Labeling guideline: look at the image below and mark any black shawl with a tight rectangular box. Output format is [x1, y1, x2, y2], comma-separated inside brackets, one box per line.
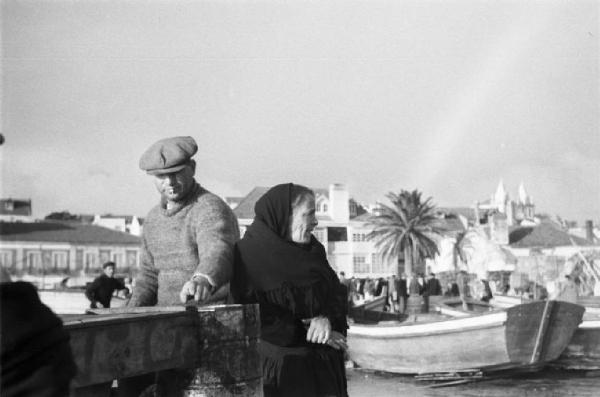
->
[0, 282, 77, 397]
[232, 183, 347, 346]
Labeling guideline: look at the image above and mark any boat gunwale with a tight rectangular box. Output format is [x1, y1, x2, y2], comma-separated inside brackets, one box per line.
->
[63, 310, 193, 328]
[349, 313, 507, 339]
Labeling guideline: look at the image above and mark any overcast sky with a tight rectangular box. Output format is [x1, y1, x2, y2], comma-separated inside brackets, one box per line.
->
[1, 0, 598, 223]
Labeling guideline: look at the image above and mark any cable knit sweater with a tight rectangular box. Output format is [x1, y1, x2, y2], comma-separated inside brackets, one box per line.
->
[128, 183, 239, 307]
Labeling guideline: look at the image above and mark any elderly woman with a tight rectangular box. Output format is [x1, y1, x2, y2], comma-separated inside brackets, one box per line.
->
[231, 183, 348, 397]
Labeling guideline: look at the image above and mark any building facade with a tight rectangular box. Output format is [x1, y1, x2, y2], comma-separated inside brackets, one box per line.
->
[0, 222, 141, 277]
[0, 199, 34, 222]
[92, 214, 143, 236]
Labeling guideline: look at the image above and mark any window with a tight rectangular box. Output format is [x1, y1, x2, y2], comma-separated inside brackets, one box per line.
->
[0, 250, 14, 271]
[353, 255, 369, 274]
[27, 252, 42, 273]
[316, 202, 322, 212]
[372, 253, 385, 273]
[327, 227, 347, 242]
[352, 233, 367, 242]
[112, 253, 123, 267]
[85, 253, 96, 271]
[53, 251, 68, 272]
[323, 204, 328, 212]
[126, 250, 138, 268]
[99, 249, 111, 265]
[313, 229, 325, 243]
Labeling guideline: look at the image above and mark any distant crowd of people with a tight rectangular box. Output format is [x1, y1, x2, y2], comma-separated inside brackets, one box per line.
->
[337, 270, 499, 313]
[338, 271, 449, 313]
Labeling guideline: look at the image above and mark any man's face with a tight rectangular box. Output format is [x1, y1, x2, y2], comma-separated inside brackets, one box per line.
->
[104, 266, 115, 278]
[153, 163, 195, 202]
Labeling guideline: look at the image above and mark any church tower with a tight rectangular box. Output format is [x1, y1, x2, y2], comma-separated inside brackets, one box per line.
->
[493, 180, 508, 213]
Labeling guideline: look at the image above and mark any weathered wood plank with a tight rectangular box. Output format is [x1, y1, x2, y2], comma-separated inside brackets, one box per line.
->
[65, 310, 198, 388]
[63, 304, 262, 396]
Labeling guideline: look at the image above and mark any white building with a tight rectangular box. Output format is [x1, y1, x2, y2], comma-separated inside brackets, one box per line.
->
[0, 199, 34, 222]
[0, 222, 141, 280]
[93, 214, 142, 236]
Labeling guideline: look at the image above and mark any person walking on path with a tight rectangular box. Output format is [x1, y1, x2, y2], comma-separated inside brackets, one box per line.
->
[85, 261, 128, 309]
[397, 273, 409, 313]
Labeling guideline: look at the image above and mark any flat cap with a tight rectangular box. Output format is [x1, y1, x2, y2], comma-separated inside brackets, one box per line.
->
[139, 136, 198, 175]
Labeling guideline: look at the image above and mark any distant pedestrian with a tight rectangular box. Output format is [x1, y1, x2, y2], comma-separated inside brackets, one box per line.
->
[425, 273, 442, 296]
[554, 275, 579, 303]
[397, 273, 408, 313]
[457, 270, 470, 310]
[416, 273, 426, 295]
[388, 275, 398, 312]
[480, 279, 493, 302]
[85, 262, 128, 309]
[364, 278, 376, 300]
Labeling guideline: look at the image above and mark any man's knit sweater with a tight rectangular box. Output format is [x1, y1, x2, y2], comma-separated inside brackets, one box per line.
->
[128, 183, 239, 306]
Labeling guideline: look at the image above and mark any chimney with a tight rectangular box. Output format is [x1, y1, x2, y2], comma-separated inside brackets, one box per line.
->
[329, 184, 349, 223]
[585, 220, 595, 243]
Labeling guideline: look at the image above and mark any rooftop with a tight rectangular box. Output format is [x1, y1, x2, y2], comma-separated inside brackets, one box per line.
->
[0, 222, 140, 245]
[509, 221, 593, 248]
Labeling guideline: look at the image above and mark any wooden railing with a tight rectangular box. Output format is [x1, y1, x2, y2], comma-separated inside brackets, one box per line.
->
[62, 304, 261, 397]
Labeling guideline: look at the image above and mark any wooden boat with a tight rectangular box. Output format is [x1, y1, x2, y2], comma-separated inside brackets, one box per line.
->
[347, 300, 584, 374]
[491, 294, 600, 370]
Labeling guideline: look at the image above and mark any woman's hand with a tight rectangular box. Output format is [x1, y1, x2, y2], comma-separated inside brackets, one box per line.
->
[306, 316, 331, 344]
[326, 330, 348, 351]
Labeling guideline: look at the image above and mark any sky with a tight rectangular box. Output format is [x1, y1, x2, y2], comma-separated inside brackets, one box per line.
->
[1, 0, 599, 223]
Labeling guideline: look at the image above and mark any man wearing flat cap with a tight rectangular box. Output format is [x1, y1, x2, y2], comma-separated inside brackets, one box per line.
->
[128, 136, 239, 308]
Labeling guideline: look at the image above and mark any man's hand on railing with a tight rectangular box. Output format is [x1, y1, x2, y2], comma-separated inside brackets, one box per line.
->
[179, 275, 214, 304]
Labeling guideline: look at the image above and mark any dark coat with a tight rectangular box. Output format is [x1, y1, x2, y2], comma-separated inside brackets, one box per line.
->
[85, 274, 125, 308]
[425, 278, 442, 296]
[1, 282, 77, 396]
[396, 278, 408, 298]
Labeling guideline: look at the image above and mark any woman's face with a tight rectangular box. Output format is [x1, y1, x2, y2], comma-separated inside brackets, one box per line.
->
[289, 195, 318, 244]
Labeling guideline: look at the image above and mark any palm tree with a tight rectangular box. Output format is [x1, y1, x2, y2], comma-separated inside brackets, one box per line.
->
[367, 190, 443, 277]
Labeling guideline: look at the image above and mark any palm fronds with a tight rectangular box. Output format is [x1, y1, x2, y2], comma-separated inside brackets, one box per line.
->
[367, 189, 443, 275]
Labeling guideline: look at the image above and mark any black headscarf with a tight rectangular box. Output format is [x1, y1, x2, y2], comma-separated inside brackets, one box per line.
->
[232, 183, 347, 344]
[253, 183, 293, 239]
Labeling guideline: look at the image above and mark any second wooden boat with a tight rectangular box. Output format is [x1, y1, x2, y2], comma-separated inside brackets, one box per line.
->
[491, 294, 600, 370]
[347, 300, 584, 374]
